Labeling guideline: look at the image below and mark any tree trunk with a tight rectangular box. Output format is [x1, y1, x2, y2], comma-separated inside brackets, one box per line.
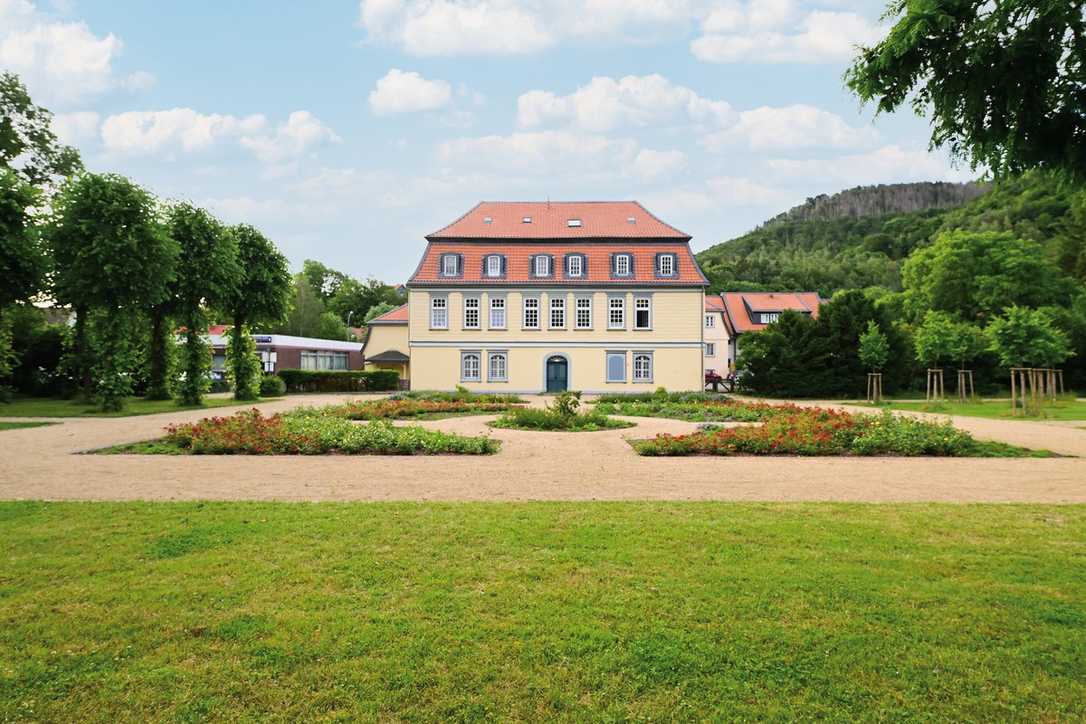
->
[145, 308, 172, 400]
[231, 315, 258, 401]
[95, 309, 131, 412]
[71, 305, 93, 400]
[178, 309, 208, 406]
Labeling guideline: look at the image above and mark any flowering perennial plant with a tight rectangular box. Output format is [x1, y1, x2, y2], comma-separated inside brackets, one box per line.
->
[595, 399, 805, 423]
[302, 398, 522, 421]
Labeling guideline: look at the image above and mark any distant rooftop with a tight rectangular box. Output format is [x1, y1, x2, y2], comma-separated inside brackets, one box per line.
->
[427, 201, 690, 240]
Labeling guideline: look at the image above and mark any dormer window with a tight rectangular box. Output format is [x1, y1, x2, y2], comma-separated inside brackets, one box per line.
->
[522, 216, 532, 224]
[656, 253, 676, 277]
[533, 255, 551, 277]
[567, 219, 582, 228]
[483, 216, 493, 224]
[627, 216, 636, 224]
[566, 254, 584, 278]
[760, 313, 780, 324]
[613, 253, 632, 277]
[485, 254, 504, 277]
[441, 253, 461, 277]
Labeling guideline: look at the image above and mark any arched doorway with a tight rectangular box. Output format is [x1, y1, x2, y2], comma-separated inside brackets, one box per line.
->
[545, 355, 568, 392]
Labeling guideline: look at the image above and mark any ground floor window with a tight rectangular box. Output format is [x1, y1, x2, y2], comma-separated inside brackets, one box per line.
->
[460, 351, 481, 381]
[633, 352, 653, 382]
[259, 350, 277, 372]
[705, 342, 715, 357]
[606, 351, 626, 382]
[301, 350, 348, 370]
[488, 351, 507, 382]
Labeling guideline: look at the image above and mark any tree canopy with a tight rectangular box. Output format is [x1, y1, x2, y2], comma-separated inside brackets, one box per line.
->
[858, 321, 890, 371]
[846, 0, 1086, 179]
[0, 72, 82, 186]
[0, 170, 43, 306]
[986, 306, 1074, 368]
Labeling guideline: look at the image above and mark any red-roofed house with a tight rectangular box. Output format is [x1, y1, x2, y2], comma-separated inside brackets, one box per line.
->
[406, 201, 708, 392]
[362, 304, 410, 385]
[718, 291, 823, 365]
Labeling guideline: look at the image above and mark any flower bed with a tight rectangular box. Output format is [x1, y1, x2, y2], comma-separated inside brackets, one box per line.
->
[393, 389, 523, 404]
[594, 398, 804, 423]
[304, 398, 521, 421]
[631, 409, 1048, 457]
[98, 409, 499, 455]
[491, 406, 634, 432]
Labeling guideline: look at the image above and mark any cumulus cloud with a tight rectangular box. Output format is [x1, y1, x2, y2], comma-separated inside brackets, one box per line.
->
[692, 4, 886, 64]
[358, 0, 552, 56]
[632, 149, 687, 182]
[51, 110, 100, 145]
[702, 104, 879, 151]
[369, 68, 453, 115]
[438, 130, 640, 176]
[644, 175, 795, 215]
[100, 108, 338, 163]
[0, 0, 153, 105]
[766, 145, 976, 185]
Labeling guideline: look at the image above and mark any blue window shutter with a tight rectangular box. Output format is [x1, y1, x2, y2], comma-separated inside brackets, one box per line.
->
[501, 255, 507, 276]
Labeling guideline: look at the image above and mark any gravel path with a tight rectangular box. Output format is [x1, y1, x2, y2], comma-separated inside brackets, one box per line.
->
[1, 394, 1084, 503]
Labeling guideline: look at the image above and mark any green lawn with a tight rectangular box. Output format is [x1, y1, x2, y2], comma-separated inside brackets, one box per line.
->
[864, 397, 1086, 421]
[0, 395, 282, 418]
[0, 421, 55, 431]
[2, 502, 1084, 721]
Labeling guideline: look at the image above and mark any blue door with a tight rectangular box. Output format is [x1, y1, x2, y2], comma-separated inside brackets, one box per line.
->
[545, 356, 568, 392]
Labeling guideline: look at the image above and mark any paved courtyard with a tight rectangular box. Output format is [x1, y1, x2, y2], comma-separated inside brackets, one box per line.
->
[1, 394, 1085, 503]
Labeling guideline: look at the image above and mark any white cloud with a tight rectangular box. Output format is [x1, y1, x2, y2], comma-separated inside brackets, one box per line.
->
[100, 108, 339, 163]
[438, 130, 640, 176]
[369, 68, 453, 115]
[358, 0, 552, 56]
[517, 74, 734, 132]
[702, 104, 879, 151]
[766, 145, 976, 185]
[645, 175, 795, 215]
[632, 148, 687, 182]
[0, 0, 153, 105]
[51, 110, 99, 144]
[239, 111, 341, 163]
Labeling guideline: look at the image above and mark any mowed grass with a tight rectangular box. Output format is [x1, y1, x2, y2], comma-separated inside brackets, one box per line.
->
[0, 421, 55, 431]
[0, 395, 282, 418]
[865, 396, 1086, 421]
[1, 502, 1084, 721]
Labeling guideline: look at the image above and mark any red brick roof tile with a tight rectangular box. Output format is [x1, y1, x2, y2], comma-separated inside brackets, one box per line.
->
[368, 304, 408, 324]
[427, 201, 690, 240]
[721, 292, 822, 333]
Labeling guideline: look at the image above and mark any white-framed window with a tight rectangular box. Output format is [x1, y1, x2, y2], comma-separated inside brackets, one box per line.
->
[460, 351, 481, 382]
[614, 254, 631, 276]
[464, 296, 480, 329]
[657, 254, 675, 276]
[549, 295, 566, 328]
[430, 295, 448, 329]
[534, 255, 550, 277]
[489, 296, 506, 329]
[633, 352, 653, 382]
[705, 342, 716, 357]
[488, 351, 507, 382]
[486, 255, 502, 277]
[523, 296, 540, 329]
[441, 254, 459, 277]
[634, 296, 651, 330]
[705, 314, 715, 328]
[575, 296, 592, 329]
[302, 350, 348, 370]
[608, 296, 625, 329]
[606, 351, 626, 382]
[760, 313, 780, 324]
[567, 255, 583, 277]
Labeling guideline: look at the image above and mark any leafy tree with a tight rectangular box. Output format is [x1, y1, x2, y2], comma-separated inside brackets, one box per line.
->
[169, 203, 239, 406]
[0, 72, 82, 186]
[1054, 190, 1086, 283]
[363, 302, 396, 324]
[902, 230, 1073, 323]
[858, 321, 890, 372]
[49, 174, 174, 410]
[737, 311, 836, 397]
[315, 311, 350, 341]
[328, 277, 405, 326]
[818, 290, 911, 393]
[0, 170, 43, 395]
[222, 224, 290, 400]
[914, 311, 956, 368]
[987, 306, 1073, 368]
[846, 0, 1086, 179]
[276, 275, 326, 337]
[302, 259, 347, 301]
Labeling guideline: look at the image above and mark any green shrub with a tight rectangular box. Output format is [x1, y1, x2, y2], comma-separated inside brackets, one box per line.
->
[277, 369, 399, 393]
[393, 389, 523, 403]
[593, 391, 725, 404]
[492, 405, 633, 432]
[259, 375, 286, 397]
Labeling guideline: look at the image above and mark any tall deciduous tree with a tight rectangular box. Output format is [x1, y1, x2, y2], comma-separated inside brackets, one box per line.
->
[858, 320, 890, 372]
[49, 174, 174, 411]
[169, 203, 239, 406]
[987, 306, 1073, 368]
[0, 72, 82, 186]
[846, 0, 1086, 179]
[222, 224, 290, 400]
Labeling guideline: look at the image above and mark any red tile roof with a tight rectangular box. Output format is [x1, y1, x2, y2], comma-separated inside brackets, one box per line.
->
[409, 241, 706, 287]
[368, 304, 408, 324]
[721, 292, 822, 333]
[704, 295, 725, 312]
[427, 201, 690, 240]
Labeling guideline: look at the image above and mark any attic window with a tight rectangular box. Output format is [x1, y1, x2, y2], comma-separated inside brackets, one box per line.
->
[567, 219, 582, 228]
[627, 217, 636, 224]
[483, 216, 493, 224]
[522, 216, 532, 224]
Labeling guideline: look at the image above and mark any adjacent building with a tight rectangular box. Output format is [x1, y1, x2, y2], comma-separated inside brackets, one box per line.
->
[703, 294, 732, 376]
[362, 304, 410, 385]
[718, 292, 822, 366]
[207, 326, 364, 379]
[404, 201, 709, 393]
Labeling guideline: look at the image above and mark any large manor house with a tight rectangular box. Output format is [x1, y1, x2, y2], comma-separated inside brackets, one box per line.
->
[363, 201, 821, 393]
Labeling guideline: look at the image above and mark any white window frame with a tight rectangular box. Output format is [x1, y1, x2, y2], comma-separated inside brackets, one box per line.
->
[606, 351, 626, 383]
[463, 295, 480, 330]
[441, 254, 458, 277]
[567, 255, 583, 277]
[430, 294, 448, 329]
[705, 314, 715, 328]
[705, 342, 716, 357]
[633, 352, 653, 383]
[658, 254, 675, 276]
[761, 312, 780, 324]
[634, 296, 652, 330]
[534, 255, 550, 277]
[486, 255, 502, 277]
[615, 254, 631, 277]
[488, 351, 508, 382]
[549, 295, 566, 329]
[575, 295, 592, 329]
[460, 350, 481, 382]
[489, 296, 506, 329]
[608, 295, 625, 330]
[523, 296, 540, 329]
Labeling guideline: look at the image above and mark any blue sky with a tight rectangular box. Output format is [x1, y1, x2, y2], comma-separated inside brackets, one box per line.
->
[3, 0, 975, 283]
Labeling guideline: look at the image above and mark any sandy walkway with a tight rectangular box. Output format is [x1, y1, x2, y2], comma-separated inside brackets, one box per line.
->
[1, 394, 1085, 503]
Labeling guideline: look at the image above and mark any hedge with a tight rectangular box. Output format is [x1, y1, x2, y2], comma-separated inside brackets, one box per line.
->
[276, 369, 400, 393]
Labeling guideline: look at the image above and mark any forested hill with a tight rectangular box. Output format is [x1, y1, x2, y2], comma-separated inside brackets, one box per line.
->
[765, 181, 989, 224]
[695, 174, 1078, 297]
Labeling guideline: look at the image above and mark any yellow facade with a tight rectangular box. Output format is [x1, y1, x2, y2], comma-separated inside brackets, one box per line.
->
[408, 288, 704, 392]
[363, 323, 410, 382]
